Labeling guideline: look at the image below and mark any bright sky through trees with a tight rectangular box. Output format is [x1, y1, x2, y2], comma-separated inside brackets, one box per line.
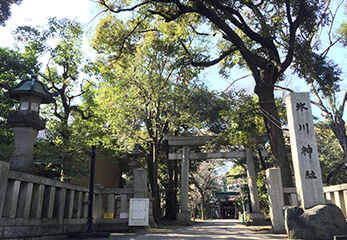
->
[1, 0, 347, 115]
[0, 0, 98, 60]
[0, 0, 252, 92]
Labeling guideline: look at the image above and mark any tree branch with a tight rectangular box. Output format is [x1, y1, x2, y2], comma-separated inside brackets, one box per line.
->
[53, 101, 64, 121]
[189, 24, 229, 40]
[148, 7, 195, 22]
[114, 17, 148, 61]
[181, 41, 238, 67]
[281, 0, 306, 74]
[223, 74, 252, 93]
[70, 105, 93, 120]
[339, 90, 347, 113]
[212, 1, 279, 60]
[309, 82, 332, 119]
[194, 2, 269, 70]
[274, 85, 294, 93]
[98, 0, 152, 14]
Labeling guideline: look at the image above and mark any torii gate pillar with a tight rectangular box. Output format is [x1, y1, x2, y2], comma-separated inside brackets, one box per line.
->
[165, 136, 267, 224]
[180, 145, 190, 223]
[245, 148, 264, 222]
[165, 135, 214, 224]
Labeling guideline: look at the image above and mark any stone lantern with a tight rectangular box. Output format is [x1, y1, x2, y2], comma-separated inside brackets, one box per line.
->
[127, 144, 147, 198]
[125, 144, 145, 188]
[128, 144, 145, 170]
[4, 75, 57, 173]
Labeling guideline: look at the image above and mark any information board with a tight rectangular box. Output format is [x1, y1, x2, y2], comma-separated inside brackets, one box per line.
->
[128, 198, 149, 226]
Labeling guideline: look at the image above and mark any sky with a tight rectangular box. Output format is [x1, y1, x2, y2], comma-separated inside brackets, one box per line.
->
[0, 0, 99, 52]
[1, 0, 347, 118]
[0, 0, 253, 92]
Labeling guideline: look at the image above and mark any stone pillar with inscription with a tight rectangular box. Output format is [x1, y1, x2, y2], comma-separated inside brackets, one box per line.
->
[286, 92, 325, 209]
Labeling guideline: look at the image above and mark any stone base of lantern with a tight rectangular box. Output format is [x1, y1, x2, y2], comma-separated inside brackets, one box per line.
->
[10, 126, 39, 174]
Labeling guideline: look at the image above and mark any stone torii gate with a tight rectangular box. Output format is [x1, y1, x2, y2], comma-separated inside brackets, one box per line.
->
[164, 135, 267, 224]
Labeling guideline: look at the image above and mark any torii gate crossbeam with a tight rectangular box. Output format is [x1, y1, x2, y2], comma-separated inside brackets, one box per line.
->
[165, 135, 267, 224]
[169, 150, 268, 160]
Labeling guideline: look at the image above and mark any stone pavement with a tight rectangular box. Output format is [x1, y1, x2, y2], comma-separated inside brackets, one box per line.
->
[65, 219, 288, 240]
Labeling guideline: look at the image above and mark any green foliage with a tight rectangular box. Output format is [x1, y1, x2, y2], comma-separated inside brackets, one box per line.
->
[0, 144, 16, 162]
[292, 4, 347, 181]
[225, 155, 270, 215]
[338, 13, 347, 47]
[315, 122, 347, 185]
[90, 13, 234, 221]
[12, 18, 96, 179]
[0, 0, 23, 26]
[293, 41, 341, 98]
[225, 163, 249, 213]
[97, 0, 335, 189]
[219, 90, 266, 147]
[91, 15, 227, 147]
[190, 161, 223, 220]
[256, 170, 269, 215]
[0, 47, 39, 145]
[97, 0, 328, 81]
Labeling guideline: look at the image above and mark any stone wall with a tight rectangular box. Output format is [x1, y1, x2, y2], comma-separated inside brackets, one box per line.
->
[0, 161, 151, 239]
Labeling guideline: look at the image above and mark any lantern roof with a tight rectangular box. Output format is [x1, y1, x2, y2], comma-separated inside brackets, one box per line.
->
[4, 75, 57, 104]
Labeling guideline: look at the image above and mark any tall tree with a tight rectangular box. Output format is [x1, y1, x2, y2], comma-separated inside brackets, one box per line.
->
[13, 18, 94, 178]
[0, 47, 38, 144]
[92, 16, 203, 221]
[190, 161, 223, 220]
[96, 0, 331, 188]
[219, 89, 281, 171]
[0, 46, 38, 160]
[315, 121, 347, 185]
[91, 14, 231, 221]
[292, 2, 346, 176]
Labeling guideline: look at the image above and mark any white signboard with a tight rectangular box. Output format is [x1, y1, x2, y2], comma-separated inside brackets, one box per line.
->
[128, 198, 149, 226]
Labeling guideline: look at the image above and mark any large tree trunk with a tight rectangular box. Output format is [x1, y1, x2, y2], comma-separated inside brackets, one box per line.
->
[152, 142, 161, 223]
[254, 77, 293, 190]
[147, 144, 159, 223]
[200, 194, 206, 220]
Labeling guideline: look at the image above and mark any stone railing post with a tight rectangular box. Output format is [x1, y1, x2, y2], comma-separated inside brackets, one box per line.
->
[42, 186, 56, 218]
[134, 168, 147, 198]
[0, 161, 10, 218]
[94, 184, 103, 219]
[65, 190, 75, 219]
[30, 184, 45, 218]
[107, 194, 115, 217]
[266, 167, 285, 233]
[323, 184, 347, 218]
[17, 182, 34, 218]
[119, 194, 128, 218]
[54, 188, 66, 225]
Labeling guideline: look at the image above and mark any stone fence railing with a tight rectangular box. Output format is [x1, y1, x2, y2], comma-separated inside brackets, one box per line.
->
[266, 167, 347, 233]
[323, 183, 347, 218]
[0, 161, 151, 239]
